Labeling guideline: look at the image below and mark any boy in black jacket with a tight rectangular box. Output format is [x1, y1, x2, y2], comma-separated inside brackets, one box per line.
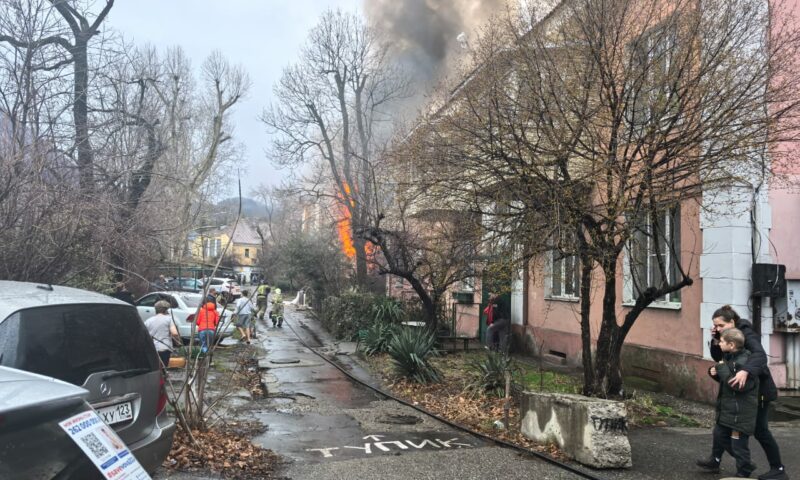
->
[706, 328, 759, 478]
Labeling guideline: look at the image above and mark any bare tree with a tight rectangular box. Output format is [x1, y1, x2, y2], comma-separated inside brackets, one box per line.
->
[263, 8, 410, 286]
[416, 0, 800, 396]
[359, 197, 481, 327]
[0, 0, 114, 191]
[0, 0, 249, 291]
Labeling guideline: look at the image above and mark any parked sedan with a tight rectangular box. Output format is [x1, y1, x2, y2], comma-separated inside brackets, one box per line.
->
[166, 277, 203, 292]
[0, 366, 99, 479]
[135, 291, 235, 340]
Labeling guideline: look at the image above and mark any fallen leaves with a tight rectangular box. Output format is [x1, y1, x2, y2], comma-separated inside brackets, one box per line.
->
[164, 425, 280, 479]
[367, 353, 568, 461]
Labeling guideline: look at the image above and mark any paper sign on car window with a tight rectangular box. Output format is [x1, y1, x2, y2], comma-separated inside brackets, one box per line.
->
[59, 410, 151, 480]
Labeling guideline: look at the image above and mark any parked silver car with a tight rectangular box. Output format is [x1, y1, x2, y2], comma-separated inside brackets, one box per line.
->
[0, 281, 175, 474]
[205, 277, 241, 301]
[0, 366, 101, 479]
[135, 290, 235, 340]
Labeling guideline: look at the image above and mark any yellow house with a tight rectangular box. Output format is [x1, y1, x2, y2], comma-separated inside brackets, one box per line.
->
[189, 222, 263, 283]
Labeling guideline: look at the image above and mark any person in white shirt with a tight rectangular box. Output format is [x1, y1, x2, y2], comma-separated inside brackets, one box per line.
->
[145, 300, 179, 367]
[234, 291, 255, 344]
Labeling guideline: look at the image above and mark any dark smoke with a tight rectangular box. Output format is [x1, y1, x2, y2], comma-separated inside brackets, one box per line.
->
[365, 0, 505, 113]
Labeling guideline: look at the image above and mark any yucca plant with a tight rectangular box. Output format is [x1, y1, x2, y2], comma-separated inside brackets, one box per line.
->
[468, 351, 518, 397]
[372, 297, 405, 324]
[387, 327, 441, 383]
[360, 321, 398, 356]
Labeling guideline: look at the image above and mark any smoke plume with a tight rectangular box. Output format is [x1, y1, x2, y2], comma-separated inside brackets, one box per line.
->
[365, 0, 505, 113]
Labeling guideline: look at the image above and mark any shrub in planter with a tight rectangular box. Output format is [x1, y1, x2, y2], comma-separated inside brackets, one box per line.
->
[387, 327, 441, 383]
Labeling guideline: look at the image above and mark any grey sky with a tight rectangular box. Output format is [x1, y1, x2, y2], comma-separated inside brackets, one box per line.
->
[107, 0, 362, 196]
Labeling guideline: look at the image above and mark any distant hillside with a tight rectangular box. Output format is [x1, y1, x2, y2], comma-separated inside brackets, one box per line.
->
[215, 197, 268, 219]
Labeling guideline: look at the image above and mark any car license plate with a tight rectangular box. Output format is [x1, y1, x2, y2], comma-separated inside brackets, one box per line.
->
[97, 401, 133, 425]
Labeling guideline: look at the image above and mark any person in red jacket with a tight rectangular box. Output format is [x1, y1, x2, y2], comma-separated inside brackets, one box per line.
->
[196, 302, 219, 354]
[484, 293, 510, 352]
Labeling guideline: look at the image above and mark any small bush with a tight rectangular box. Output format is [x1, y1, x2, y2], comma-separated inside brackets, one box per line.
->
[468, 351, 518, 397]
[360, 321, 398, 356]
[387, 327, 441, 383]
[320, 289, 378, 340]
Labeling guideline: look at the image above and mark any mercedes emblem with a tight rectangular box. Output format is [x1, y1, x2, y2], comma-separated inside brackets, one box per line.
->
[100, 382, 111, 397]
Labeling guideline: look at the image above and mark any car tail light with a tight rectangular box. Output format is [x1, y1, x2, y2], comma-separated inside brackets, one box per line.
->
[186, 313, 195, 323]
[156, 374, 168, 415]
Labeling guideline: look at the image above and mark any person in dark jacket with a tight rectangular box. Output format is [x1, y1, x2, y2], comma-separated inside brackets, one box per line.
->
[697, 305, 788, 480]
[707, 328, 759, 477]
[109, 282, 135, 305]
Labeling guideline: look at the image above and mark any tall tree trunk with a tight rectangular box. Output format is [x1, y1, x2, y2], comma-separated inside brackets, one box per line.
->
[580, 258, 595, 395]
[353, 234, 368, 286]
[72, 37, 93, 191]
[592, 259, 624, 397]
[405, 275, 436, 324]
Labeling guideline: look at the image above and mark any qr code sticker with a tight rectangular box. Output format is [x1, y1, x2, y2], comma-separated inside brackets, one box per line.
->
[80, 432, 109, 459]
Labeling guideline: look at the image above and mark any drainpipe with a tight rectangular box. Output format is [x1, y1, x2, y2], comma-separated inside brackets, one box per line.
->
[750, 183, 764, 335]
[788, 335, 798, 389]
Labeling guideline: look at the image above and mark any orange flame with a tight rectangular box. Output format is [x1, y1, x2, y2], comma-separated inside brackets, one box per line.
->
[337, 217, 356, 259]
[337, 183, 356, 259]
[336, 182, 378, 263]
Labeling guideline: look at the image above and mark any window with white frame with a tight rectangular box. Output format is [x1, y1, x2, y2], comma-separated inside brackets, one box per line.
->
[549, 251, 580, 299]
[627, 206, 681, 304]
[630, 24, 679, 127]
[203, 238, 222, 258]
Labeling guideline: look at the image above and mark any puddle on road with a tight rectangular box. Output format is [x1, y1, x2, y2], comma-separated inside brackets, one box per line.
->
[252, 411, 363, 461]
[377, 414, 423, 425]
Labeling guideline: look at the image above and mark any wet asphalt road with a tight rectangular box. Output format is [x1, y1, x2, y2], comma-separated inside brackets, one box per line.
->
[248, 306, 588, 480]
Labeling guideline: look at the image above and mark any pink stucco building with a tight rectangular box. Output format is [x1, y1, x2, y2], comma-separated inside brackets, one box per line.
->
[388, 0, 800, 403]
[510, 0, 800, 402]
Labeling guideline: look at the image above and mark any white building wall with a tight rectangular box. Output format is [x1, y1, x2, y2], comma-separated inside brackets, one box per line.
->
[700, 185, 772, 359]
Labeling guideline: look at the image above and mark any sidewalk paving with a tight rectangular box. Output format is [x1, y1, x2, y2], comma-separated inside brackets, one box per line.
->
[589, 424, 799, 480]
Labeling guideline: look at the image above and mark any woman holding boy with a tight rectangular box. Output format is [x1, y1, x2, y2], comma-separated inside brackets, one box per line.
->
[697, 305, 788, 480]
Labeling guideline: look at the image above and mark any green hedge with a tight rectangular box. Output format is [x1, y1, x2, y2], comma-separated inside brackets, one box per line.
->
[319, 290, 406, 340]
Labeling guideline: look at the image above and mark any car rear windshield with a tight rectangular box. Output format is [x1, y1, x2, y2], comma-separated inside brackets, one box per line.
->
[0, 304, 158, 386]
